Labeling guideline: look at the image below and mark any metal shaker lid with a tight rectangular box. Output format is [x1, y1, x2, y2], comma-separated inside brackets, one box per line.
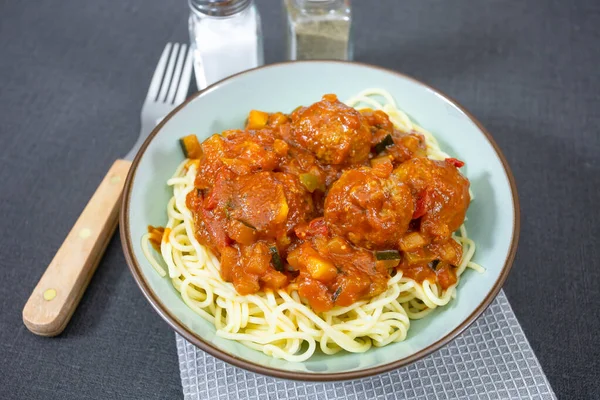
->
[189, 0, 252, 17]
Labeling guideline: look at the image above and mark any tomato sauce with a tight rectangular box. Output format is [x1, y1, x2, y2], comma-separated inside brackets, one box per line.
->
[181, 94, 470, 312]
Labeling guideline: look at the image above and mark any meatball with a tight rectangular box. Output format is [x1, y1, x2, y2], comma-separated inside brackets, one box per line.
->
[195, 130, 279, 189]
[393, 157, 470, 240]
[324, 168, 414, 249]
[290, 94, 371, 165]
[228, 171, 313, 240]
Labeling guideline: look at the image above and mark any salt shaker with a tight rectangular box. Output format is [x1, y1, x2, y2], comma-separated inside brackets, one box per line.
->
[284, 0, 352, 61]
[188, 0, 264, 89]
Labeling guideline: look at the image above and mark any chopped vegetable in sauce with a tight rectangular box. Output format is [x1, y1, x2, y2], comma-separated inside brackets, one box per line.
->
[179, 135, 203, 159]
[373, 134, 394, 154]
[375, 250, 401, 260]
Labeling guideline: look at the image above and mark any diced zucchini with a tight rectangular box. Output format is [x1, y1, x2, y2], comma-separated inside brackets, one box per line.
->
[270, 245, 284, 272]
[374, 250, 401, 260]
[373, 134, 394, 154]
[299, 173, 325, 193]
[404, 249, 436, 264]
[179, 134, 203, 159]
[332, 286, 343, 302]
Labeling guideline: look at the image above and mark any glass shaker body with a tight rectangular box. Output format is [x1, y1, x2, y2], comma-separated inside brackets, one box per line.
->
[189, 0, 264, 89]
[284, 0, 352, 61]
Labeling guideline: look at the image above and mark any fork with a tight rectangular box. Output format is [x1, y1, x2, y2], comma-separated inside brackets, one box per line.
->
[23, 43, 193, 336]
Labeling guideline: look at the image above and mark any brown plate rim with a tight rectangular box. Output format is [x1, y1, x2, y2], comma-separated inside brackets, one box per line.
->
[120, 60, 520, 381]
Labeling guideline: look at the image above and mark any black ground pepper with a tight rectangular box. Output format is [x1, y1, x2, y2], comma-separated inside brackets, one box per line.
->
[285, 0, 352, 61]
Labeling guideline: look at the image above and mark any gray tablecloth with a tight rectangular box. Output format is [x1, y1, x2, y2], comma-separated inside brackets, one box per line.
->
[0, 1, 598, 399]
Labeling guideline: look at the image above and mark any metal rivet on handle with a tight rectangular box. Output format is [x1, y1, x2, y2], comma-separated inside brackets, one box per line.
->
[79, 228, 91, 239]
[43, 289, 57, 301]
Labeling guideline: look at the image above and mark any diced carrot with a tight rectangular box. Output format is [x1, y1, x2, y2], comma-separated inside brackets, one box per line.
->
[268, 112, 289, 127]
[404, 248, 436, 265]
[322, 94, 338, 102]
[246, 110, 269, 130]
[306, 256, 338, 283]
[273, 139, 289, 156]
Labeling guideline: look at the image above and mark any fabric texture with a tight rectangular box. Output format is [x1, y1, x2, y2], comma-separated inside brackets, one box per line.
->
[0, 0, 599, 399]
[177, 291, 556, 400]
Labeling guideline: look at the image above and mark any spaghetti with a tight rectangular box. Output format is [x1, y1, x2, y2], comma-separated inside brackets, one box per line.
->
[142, 89, 483, 362]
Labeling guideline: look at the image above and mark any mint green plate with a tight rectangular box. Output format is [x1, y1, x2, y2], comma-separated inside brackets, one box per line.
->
[120, 61, 519, 381]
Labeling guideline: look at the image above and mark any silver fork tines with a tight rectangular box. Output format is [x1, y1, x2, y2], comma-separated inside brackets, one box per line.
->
[125, 42, 193, 161]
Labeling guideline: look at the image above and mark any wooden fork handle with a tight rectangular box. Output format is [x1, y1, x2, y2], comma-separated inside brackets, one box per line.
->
[23, 159, 132, 336]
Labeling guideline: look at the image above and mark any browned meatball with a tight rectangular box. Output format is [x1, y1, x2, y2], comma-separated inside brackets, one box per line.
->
[324, 167, 414, 249]
[195, 130, 279, 189]
[229, 171, 313, 241]
[290, 94, 371, 165]
[393, 157, 470, 240]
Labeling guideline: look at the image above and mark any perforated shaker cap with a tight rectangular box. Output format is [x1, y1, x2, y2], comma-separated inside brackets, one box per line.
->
[189, 0, 252, 17]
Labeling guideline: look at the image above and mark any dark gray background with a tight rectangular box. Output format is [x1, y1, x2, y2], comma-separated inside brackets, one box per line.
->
[1, 0, 598, 399]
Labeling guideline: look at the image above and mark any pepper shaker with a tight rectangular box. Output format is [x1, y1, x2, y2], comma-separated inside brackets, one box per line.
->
[188, 0, 264, 89]
[284, 0, 352, 61]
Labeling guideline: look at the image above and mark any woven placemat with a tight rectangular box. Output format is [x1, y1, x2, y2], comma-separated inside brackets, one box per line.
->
[176, 290, 556, 399]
